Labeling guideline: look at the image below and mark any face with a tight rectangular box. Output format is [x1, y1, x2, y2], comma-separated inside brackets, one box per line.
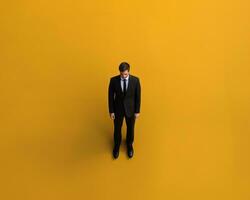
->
[120, 70, 129, 79]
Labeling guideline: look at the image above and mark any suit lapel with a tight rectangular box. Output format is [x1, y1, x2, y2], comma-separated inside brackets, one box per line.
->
[126, 75, 131, 96]
[117, 76, 123, 94]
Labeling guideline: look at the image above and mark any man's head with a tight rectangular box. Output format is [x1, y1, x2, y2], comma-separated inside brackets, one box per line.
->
[119, 62, 130, 79]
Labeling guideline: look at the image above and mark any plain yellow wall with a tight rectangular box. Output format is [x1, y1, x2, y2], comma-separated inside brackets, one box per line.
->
[0, 0, 249, 200]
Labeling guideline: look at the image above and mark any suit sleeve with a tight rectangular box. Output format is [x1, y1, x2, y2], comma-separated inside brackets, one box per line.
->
[135, 78, 141, 113]
[108, 78, 115, 113]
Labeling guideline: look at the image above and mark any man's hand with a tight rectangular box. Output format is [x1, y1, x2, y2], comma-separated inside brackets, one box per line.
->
[134, 113, 140, 118]
[110, 113, 115, 120]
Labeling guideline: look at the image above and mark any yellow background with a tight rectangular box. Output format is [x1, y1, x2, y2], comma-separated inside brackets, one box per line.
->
[0, 0, 250, 199]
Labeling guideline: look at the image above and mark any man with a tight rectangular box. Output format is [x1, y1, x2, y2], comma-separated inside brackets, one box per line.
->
[108, 62, 141, 159]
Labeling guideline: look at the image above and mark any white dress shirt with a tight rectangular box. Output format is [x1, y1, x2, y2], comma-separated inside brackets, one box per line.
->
[120, 74, 129, 92]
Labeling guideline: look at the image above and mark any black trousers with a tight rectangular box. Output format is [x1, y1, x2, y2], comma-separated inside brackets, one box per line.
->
[113, 104, 136, 148]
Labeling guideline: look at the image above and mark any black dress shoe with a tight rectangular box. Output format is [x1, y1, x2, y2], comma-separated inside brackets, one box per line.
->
[113, 146, 120, 159]
[127, 145, 134, 158]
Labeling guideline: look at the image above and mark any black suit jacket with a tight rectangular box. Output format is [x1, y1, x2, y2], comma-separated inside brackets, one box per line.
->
[108, 74, 141, 117]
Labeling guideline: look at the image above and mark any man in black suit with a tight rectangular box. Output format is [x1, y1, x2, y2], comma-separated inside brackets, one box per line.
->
[108, 62, 141, 159]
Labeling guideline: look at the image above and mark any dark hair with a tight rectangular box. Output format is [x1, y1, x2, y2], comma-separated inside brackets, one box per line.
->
[119, 62, 130, 72]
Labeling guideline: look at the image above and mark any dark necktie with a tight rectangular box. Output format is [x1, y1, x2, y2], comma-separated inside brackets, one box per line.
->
[123, 79, 127, 95]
